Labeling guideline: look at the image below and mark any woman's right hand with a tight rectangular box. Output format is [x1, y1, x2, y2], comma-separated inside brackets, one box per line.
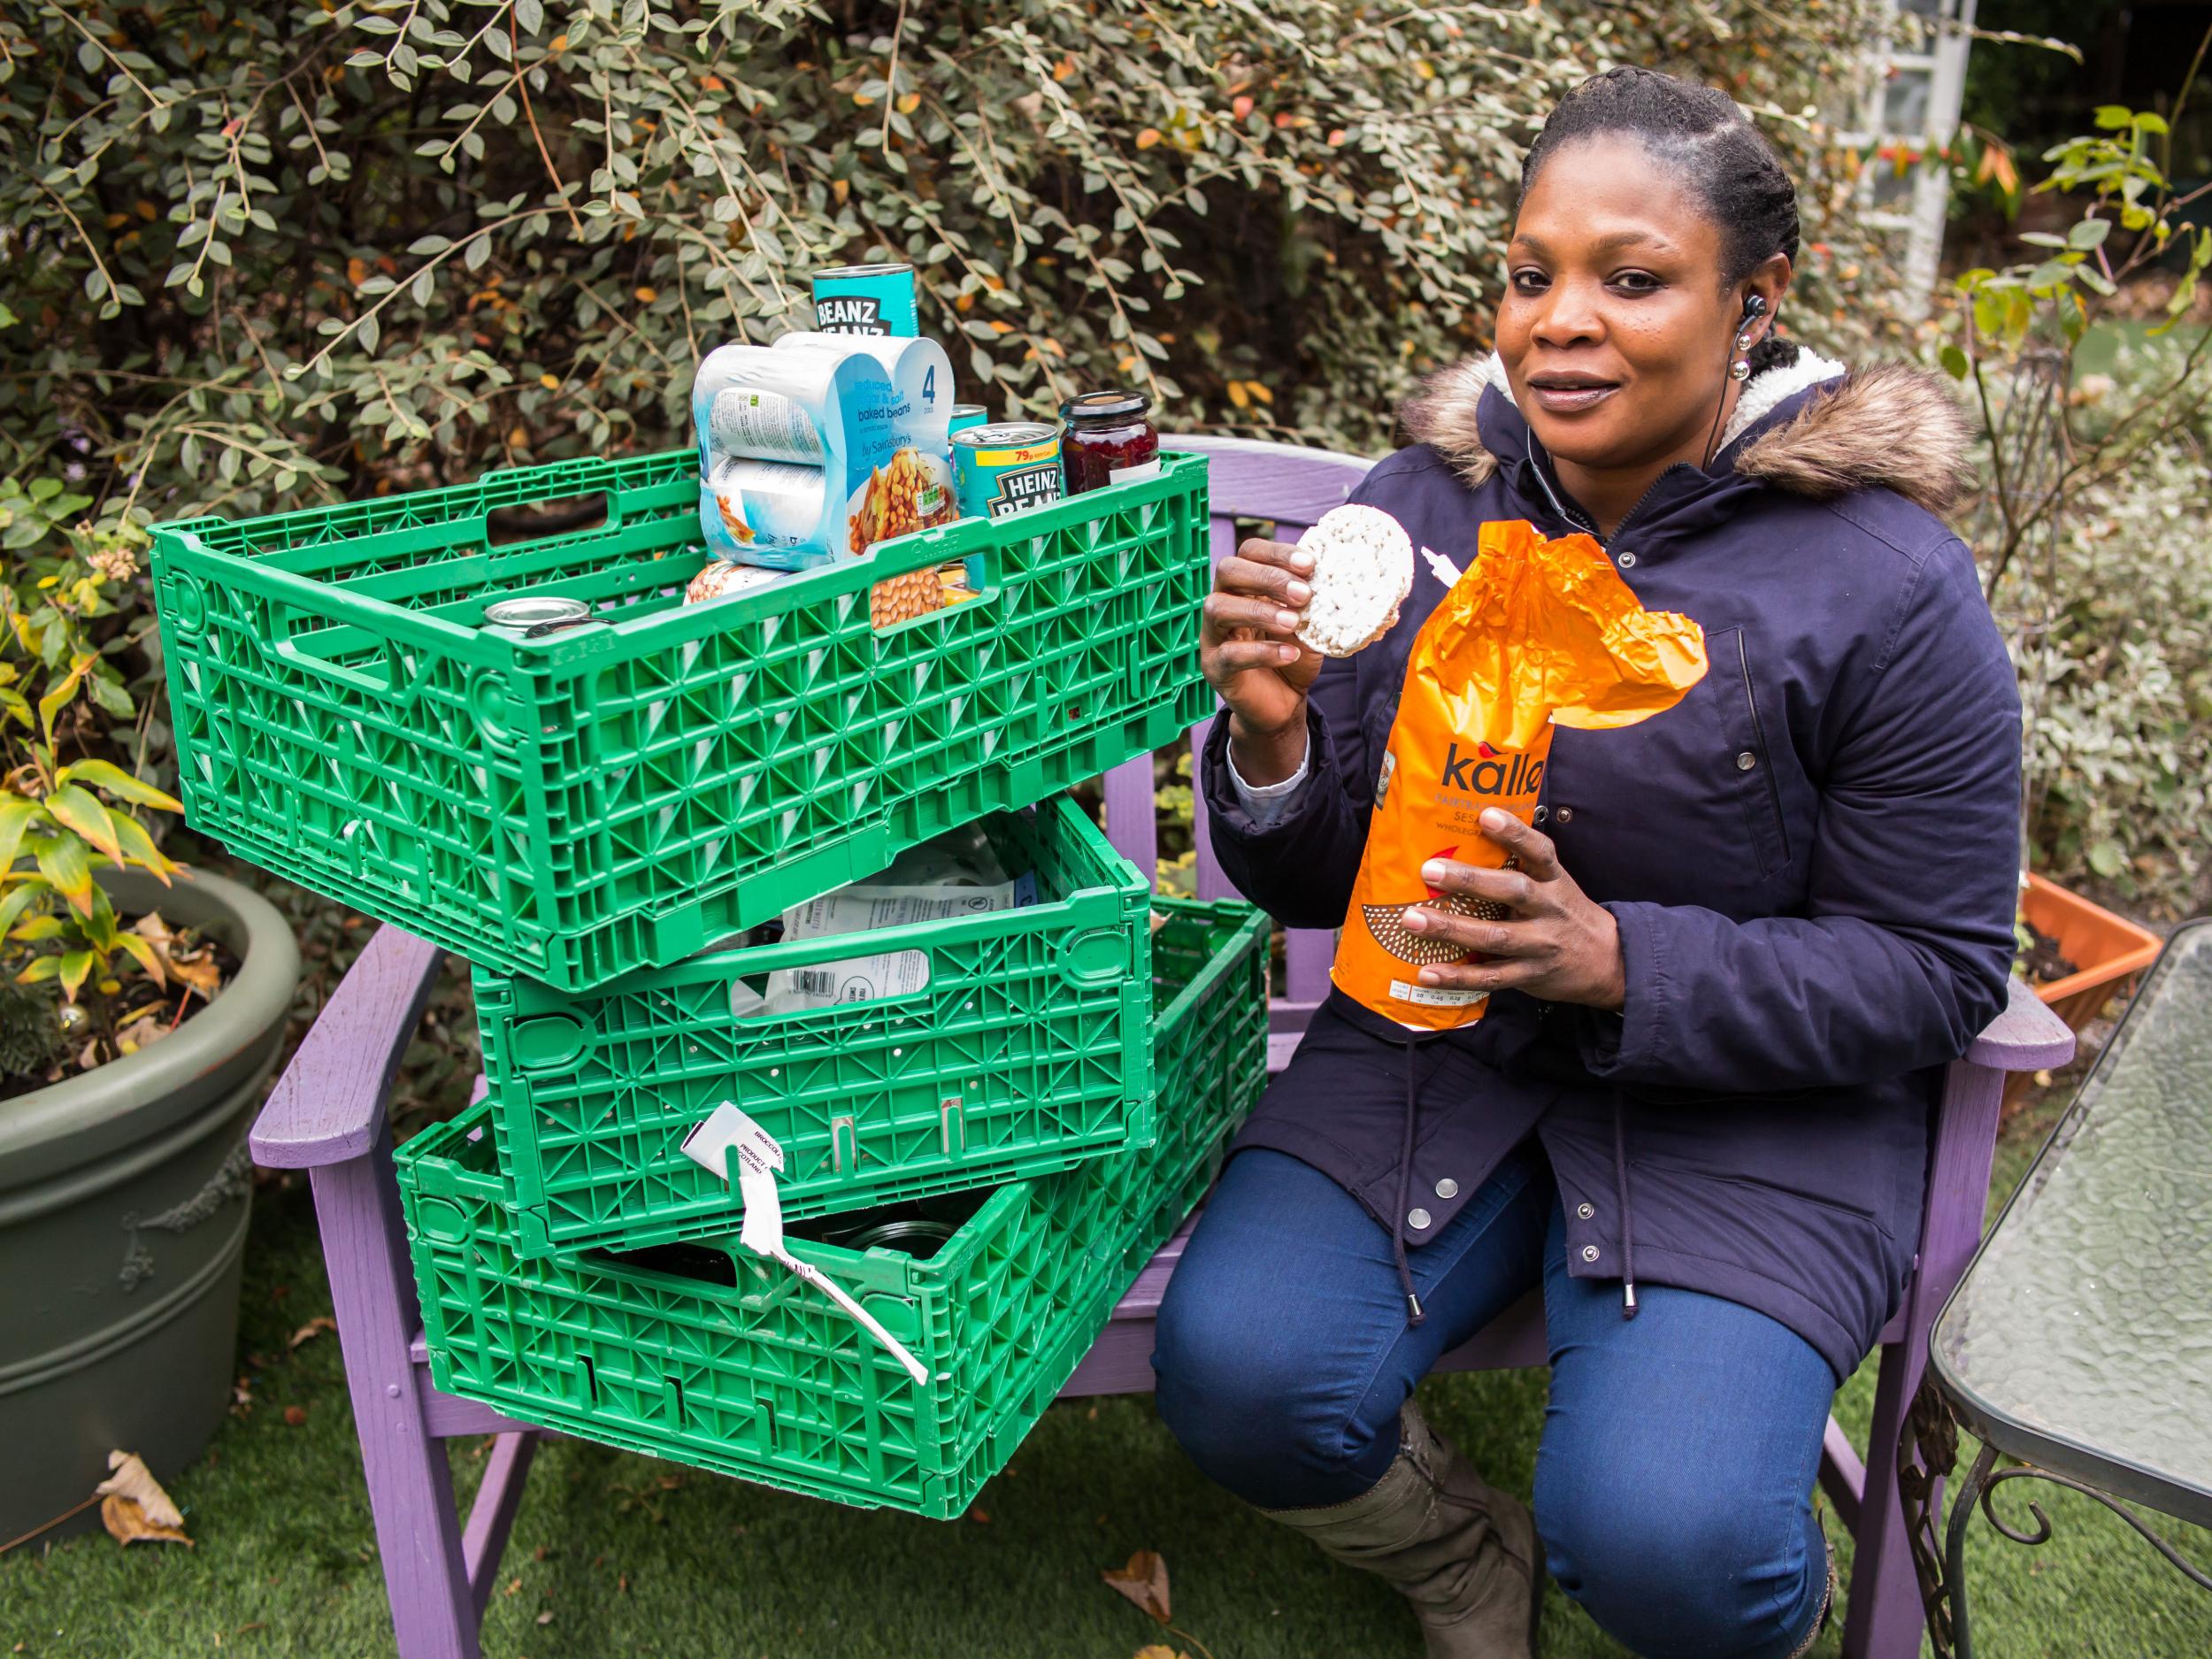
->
[1202, 536, 1325, 782]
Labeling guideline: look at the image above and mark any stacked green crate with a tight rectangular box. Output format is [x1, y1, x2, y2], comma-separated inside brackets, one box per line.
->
[476, 798, 1158, 1260]
[149, 449, 1211, 991]
[396, 899, 1269, 1517]
[150, 435, 1248, 1514]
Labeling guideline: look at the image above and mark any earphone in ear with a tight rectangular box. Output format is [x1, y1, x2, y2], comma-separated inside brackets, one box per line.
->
[1735, 293, 1768, 351]
[1704, 294, 1770, 467]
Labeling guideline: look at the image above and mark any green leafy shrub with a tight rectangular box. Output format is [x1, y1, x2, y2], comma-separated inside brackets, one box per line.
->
[2, 0, 1897, 518]
[1940, 70, 2212, 915]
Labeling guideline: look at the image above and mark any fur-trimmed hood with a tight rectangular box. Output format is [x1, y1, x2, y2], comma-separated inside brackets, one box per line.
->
[1398, 348, 1971, 517]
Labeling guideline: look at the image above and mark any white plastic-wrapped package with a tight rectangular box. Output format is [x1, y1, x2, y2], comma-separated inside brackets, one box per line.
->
[725, 824, 1036, 1018]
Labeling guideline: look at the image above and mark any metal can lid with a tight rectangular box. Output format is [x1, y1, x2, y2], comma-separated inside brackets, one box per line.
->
[1059, 389, 1151, 424]
[840, 1218, 957, 1255]
[949, 403, 989, 418]
[484, 595, 591, 626]
[813, 262, 915, 280]
[952, 421, 1061, 449]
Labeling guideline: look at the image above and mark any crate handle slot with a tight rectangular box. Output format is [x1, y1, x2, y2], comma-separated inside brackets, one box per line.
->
[269, 602, 434, 710]
[864, 523, 1002, 637]
[486, 491, 613, 548]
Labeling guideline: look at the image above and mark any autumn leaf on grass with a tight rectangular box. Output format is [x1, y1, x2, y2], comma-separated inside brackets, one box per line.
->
[1103, 1553, 1217, 1659]
[96, 1452, 192, 1548]
[288, 1316, 338, 1349]
[1102, 1550, 1171, 1623]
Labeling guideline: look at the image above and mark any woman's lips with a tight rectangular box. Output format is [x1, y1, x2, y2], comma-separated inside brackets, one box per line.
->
[1527, 379, 1620, 414]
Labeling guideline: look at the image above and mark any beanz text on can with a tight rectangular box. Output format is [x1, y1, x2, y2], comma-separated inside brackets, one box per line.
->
[810, 263, 918, 337]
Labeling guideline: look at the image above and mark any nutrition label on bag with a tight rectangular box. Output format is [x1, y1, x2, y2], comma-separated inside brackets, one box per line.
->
[709, 388, 826, 465]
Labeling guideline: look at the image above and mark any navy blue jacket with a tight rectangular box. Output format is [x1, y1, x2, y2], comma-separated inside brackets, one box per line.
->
[1204, 351, 2020, 1381]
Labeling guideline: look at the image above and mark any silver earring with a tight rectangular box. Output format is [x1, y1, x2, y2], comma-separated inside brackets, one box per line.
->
[1731, 358, 1751, 381]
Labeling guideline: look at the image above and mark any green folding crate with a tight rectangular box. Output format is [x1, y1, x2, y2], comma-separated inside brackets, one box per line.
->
[479, 798, 1155, 1260]
[395, 896, 1268, 1518]
[150, 449, 1210, 992]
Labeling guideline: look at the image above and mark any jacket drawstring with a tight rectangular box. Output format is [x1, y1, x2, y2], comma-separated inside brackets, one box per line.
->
[1395, 1039, 1425, 1325]
[1611, 1091, 1639, 1318]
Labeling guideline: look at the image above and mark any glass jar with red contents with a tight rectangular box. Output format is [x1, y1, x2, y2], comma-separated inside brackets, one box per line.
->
[1058, 390, 1160, 495]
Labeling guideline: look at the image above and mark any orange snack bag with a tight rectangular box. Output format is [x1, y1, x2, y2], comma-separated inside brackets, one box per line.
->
[1332, 519, 1709, 1030]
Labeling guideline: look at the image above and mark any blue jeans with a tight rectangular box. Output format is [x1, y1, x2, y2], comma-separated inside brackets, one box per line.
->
[1153, 1146, 1834, 1659]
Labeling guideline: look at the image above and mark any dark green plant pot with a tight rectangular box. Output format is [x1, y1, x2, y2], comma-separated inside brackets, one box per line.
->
[0, 865, 297, 1545]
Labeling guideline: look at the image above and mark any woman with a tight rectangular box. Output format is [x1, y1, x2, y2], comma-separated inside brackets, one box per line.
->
[1153, 66, 2019, 1659]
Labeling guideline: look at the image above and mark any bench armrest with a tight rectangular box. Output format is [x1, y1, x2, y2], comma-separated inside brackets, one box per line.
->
[1963, 975, 2077, 1074]
[250, 925, 445, 1170]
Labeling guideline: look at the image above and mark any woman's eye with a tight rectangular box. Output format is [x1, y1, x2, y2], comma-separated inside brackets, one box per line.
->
[1609, 271, 1663, 295]
[1509, 269, 1549, 296]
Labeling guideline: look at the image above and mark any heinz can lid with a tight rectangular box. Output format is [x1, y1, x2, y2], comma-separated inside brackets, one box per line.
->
[483, 595, 591, 627]
[812, 262, 915, 280]
[952, 421, 1061, 449]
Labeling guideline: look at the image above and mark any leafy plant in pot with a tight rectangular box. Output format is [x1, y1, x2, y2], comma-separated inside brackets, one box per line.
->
[0, 480, 299, 1546]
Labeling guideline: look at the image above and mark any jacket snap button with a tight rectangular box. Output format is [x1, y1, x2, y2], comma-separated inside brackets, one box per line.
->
[1580, 1244, 1600, 1263]
[1532, 805, 1548, 825]
[1555, 806, 1573, 825]
[1616, 550, 1637, 569]
[1736, 750, 1757, 771]
[1408, 1208, 1433, 1232]
[1576, 1202, 1594, 1220]
[1435, 1178, 1459, 1200]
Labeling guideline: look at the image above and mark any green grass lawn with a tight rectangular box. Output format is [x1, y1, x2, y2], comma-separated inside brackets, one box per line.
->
[6, 1073, 2210, 1659]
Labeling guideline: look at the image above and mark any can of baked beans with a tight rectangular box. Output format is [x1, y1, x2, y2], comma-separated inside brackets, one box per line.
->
[948, 403, 988, 436]
[953, 422, 1063, 520]
[702, 456, 833, 557]
[810, 263, 918, 337]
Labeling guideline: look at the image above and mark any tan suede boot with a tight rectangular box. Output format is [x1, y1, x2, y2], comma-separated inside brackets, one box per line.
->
[1263, 1400, 1539, 1657]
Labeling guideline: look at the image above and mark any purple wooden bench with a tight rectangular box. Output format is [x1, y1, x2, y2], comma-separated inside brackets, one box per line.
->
[248, 434, 2076, 1659]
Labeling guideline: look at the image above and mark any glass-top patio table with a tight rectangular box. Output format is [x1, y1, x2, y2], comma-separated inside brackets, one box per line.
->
[1918, 918, 2212, 1657]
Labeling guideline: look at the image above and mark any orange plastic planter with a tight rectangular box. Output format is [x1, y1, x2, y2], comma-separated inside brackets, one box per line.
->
[2003, 872, 2164, 1106]
[2021, 872, 2164, 1030]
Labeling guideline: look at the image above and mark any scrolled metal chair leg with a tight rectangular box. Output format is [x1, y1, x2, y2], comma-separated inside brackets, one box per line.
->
[1941, 1443, 2001, 1659]
[1898, 1374, 1964, 1657]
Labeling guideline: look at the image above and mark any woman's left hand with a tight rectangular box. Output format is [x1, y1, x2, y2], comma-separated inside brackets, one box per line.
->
[1402, 807, 1627, 1011]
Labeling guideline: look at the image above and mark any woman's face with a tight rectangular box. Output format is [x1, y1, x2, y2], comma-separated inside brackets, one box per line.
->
[1495, 134, 1784, 474]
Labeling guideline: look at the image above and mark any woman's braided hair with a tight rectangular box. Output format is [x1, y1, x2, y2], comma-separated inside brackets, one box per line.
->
[1518, 66, 1801, 374]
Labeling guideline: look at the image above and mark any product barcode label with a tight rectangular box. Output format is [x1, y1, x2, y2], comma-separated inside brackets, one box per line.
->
[796, 970, 836, 996]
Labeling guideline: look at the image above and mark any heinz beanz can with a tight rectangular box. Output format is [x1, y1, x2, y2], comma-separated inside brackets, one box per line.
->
[954, 423, 1063, 520]
[811, 262, 918, 337]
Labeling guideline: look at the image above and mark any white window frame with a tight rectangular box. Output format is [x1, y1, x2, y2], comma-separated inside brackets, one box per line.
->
[1837, 0, 1979, 317]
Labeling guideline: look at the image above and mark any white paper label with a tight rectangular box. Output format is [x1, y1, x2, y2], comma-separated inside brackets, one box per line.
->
[1388, 979, 1489, 1008]
[680, 1101, 786, 1183]
[1108, 457, 1163, 486]
[677, 1101, 931, 1386]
